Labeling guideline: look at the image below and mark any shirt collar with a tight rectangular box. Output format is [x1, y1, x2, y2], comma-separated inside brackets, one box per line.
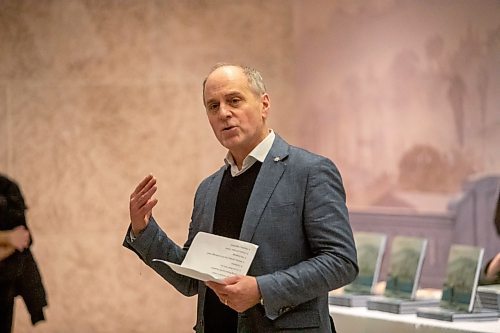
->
[224, 130, 275, 177]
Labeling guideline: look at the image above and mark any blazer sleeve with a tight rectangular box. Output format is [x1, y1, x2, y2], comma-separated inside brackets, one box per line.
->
[121, 174, 216, 297]
[123, 217, 200, 296]
[256, 157, 358, 320]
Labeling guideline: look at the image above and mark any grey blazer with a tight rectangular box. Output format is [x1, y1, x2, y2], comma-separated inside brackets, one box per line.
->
[124, 134, 358, 332]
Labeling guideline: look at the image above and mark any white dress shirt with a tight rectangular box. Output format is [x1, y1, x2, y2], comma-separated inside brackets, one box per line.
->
[224, 130, 275, 177]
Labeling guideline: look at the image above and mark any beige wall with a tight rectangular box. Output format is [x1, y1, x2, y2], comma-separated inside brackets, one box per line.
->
[1, 1, 499, 332]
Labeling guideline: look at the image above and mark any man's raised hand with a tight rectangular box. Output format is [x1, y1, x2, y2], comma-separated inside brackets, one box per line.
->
[129, 175, 158, 236]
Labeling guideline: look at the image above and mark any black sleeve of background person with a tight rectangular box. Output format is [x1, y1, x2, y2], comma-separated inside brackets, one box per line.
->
[0, 175, 30, 282]
[0, 175, 29, 240]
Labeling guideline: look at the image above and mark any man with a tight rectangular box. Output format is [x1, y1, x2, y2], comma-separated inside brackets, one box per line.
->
[123, 64, 358, 332]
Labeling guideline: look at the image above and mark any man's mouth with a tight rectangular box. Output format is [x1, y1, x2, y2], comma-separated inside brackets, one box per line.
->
[223, 125, 236, 131]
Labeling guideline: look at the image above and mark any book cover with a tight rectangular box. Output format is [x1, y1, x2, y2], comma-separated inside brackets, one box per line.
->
[439, 244, 484, 312]
[344, 232, 387, 295]
[383, 236, 427, 300]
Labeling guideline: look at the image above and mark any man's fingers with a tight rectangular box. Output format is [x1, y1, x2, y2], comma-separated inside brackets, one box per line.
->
[129, 176, 159, 236]
[223, 275, 242, 285]
[132, 174, 155, 197]
[140, 198, 158, 216]
[205, 282, 228, 302]
[131, 196, 158, 227]
[134, 185, 158, 209]
[138, 177, 157, 198]
[205, 281, 219, 290]
[206, 281, 226, 294]
[130, 173, 157, 209]
[132, 174, 152, 195]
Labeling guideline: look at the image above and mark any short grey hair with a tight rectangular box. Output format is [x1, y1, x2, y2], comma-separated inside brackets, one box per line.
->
[202, 63, 267, 104]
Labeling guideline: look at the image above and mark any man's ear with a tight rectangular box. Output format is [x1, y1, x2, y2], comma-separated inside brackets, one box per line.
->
[261, 93, 270, 119]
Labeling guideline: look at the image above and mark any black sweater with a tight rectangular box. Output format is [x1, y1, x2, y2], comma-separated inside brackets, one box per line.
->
[204, 162, 262, 333]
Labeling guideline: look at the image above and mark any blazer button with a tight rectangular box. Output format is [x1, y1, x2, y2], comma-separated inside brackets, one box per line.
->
[279, 306, 292, 315]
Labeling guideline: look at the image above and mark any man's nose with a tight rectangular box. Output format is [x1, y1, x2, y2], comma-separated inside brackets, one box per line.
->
[219, 103, 232, 118]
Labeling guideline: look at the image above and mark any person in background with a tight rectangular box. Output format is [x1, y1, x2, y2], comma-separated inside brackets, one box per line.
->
[0, 174, 47, 333]
[123, 63, 358, 332]
[479, 191, 500, 285]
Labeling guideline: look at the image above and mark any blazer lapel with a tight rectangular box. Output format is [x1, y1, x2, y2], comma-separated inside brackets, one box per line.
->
[200, 166, 225, 233]
[239, 135, 290, 242]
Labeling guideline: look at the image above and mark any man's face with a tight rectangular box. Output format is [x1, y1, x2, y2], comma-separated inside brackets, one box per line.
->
[203, 66, 270, 160]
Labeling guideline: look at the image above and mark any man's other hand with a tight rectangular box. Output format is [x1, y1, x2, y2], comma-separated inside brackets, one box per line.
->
[129, 174, 158, 236]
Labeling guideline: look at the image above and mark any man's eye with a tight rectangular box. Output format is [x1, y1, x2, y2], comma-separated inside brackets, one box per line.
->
[230, 98, 241, 105]
[208, 104, 219, 112]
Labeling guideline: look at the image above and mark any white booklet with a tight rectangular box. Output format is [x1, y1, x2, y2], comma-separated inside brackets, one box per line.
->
[152, 232, 259, 284]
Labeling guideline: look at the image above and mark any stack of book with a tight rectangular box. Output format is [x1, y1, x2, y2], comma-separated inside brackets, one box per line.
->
[367, 236, 439, 314]
[329, 293, 373, 307]
[477, 284, 500, 314]
[417, 245, 498, 321]
[368, 296, 439, 314]
[329, 232, 387, 307]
